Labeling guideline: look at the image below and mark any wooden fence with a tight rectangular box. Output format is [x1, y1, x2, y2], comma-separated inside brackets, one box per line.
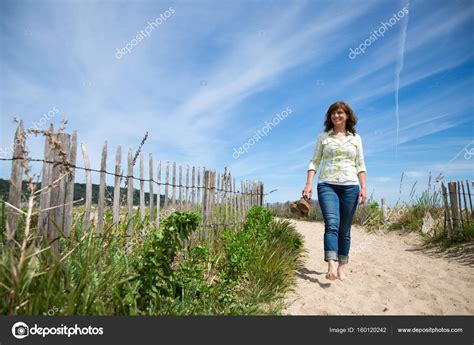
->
[3, 121, 264, 248]
[441, 180, 473, 239]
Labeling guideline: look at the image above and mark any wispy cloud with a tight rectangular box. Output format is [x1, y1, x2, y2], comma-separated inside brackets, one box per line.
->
[373, 176, 393, 182]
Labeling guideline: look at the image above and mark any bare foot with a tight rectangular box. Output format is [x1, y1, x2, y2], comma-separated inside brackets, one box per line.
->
[325, 260, 338, 280]
[337, 263, 346, 281]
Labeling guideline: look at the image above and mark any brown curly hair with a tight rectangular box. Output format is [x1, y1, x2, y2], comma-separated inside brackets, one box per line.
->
[323, 101, 358, 135]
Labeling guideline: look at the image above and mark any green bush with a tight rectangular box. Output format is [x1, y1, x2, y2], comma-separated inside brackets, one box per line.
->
[426, 222, 474, 246]
[222, 227, 262, 280]
[223, 206, 274, 279]
[243, 206, 273, 236]
[132, 211, 201, 313]
[451, 222, 474, 242]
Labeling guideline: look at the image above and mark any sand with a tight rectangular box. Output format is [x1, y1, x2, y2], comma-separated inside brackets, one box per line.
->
[282, 218, 474, 315]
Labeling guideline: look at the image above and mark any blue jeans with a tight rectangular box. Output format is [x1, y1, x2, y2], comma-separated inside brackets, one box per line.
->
[317, 182, 360, 264]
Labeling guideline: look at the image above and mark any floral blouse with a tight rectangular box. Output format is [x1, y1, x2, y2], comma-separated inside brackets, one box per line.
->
[307, 128, 366, 184]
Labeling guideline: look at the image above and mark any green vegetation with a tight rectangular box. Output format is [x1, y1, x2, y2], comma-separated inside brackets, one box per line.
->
[385, 185, 443, 232]
[0, 205, 304, 315]
[423, 222, 474, 247]
[355, 177, 473, 247]
[353, 197, 382, 230]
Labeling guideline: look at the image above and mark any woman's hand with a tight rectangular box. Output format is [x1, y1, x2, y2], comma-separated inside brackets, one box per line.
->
[359, 186, 367, 204]
[302, 184, 313, 199]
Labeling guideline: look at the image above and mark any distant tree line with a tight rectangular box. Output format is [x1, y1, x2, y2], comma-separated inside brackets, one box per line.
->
[0, 178, 166, 206]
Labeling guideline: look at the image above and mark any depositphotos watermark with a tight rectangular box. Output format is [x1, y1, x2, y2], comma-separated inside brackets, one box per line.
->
[448, 140, 474, 163]
[0, 106, 59, 159]
[349, 5, 409, 60]
[11, 321, 103, 339]
[115, 7, 175, 59]
[233, 106, 293, 159]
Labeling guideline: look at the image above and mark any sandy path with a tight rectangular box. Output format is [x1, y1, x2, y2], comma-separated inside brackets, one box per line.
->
[282, 218, 474, 315]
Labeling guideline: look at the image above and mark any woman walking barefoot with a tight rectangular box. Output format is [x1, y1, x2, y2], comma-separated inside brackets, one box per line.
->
[302, 101, 367, 281]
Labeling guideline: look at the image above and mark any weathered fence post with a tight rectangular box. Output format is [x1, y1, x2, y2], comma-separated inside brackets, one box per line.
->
[211, 171, 216, 243]
[52, 133, 71, 236]
[149, 154, 154, 224]
[38, 129, 73, 241]
[457, 181, 464, 228]
[127, 150, 133, 236]
[185, 164, 190, 210]
[448, 182, 460, 231]
[381, 198, 388, 222]
[6, 121, 25, 241]
[242, 181, 247, 227]
[441, 182, 452, 238]
[224, 169, 229, 229]
[139, 154, 145, 221]
[232, 177, 237, 231]
[112, 146, 121, 225]
[156, 160, 161, 227]
[466, 179, 473, 220]
[172, 161, 176, 210]
[97, 141, 107, 233]
[62, 131, 77, 237]
[191, 166, 196, 210]
[244, 182, 248, 220]
[248, 181, 252, 210]
[178, 164, 183, 210]
[38, 124, 54, 236]
[201, 170, 209, 241]
[460, 181, 469, 227]
[196, 166, 202, 212]
[81, 142, 92, 233]
[164, 161, 169, 212]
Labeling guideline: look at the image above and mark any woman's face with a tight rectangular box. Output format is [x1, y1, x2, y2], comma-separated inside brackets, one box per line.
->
[330, 108, 347, 127]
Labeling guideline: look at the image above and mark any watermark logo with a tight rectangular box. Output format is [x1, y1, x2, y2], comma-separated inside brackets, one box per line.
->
[43, 306, 59, 316]
[12, 322, 29, 339]
[232, 106, 293, 159]
[464, 147, 474, 160]
[448, 140, 474, 163]
[115, 7, 175, 59]
[349, 6, 409, 60]
[11, 322, 103, 339]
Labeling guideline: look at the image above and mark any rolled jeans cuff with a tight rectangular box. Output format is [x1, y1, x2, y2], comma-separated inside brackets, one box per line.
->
[338, 254, 349, 264]
[324, 251, 338, 262]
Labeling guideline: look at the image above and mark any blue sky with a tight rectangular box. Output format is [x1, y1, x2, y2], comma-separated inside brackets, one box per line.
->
[1, 0, 473, 207]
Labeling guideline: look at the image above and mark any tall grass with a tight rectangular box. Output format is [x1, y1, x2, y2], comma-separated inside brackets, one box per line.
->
[0, 204, 304, 315]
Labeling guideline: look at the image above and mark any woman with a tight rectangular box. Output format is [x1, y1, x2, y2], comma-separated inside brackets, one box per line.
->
[302, 101, 367, 281]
